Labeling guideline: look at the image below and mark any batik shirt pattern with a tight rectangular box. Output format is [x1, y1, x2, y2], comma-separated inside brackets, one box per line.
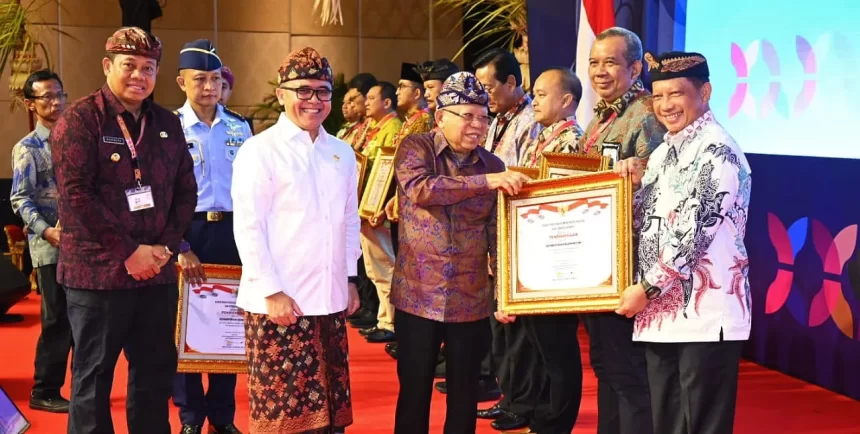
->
[633, 111, 752, 343]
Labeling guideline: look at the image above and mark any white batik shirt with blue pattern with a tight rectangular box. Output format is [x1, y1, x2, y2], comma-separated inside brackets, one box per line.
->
[632, 110, 752, 343]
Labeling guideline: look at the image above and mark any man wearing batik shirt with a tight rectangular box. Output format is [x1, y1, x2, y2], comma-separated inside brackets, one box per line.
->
[357, 82, 402, 161]
[615, 51, 751, 434]
[475, 48, 539, 167]
[578, 27, 666, 434]
[52, 27, 197, 433]
[519, 67, 585, 168]
[338, 72, 377, 147]
[391, 71, 529, 434]
[232, 47, 361, 434]
[416, 58, 459, 115]
[494, 66, 585, 434]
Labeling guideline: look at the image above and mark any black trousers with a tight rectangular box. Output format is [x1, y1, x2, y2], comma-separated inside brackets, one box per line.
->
[394, 309, 490, 434]
[581, 313, 652, 434]
[521, 314, 583, 434]
[645, 338, 744, 434]
[173, 219, 239, 426]
[66, 285, 178, 434]
[491, 299, 537, 417]
[32, 265, 72, 398]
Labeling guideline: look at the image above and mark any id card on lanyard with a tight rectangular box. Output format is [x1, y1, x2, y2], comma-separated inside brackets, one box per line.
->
[116, 115, 155, 212]
[582, 111, 618, 155]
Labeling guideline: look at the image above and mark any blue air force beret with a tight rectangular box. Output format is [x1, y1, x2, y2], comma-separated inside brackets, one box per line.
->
[178, 39, 222, 72]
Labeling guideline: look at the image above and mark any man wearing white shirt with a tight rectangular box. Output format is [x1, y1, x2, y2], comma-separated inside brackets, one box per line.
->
[231, 46, 361, 434]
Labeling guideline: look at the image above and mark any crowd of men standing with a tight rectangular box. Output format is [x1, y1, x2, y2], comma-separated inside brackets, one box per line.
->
[9, 22, 750, 434]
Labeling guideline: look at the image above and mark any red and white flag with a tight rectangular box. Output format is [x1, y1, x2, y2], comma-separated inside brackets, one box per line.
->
[575, 0, 616, 127]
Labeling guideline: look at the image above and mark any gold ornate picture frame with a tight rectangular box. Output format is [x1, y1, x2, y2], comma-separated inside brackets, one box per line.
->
[354, 150, 368, 200]
[175, 264, 246, 373]
[497, 172, 633, 315]
[358, 147, 396, 220]
[508, 165, 541, 180]
[538, 152, 610, 179]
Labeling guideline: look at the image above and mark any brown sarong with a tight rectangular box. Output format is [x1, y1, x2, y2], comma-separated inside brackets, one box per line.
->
[244, 311, 353, 434]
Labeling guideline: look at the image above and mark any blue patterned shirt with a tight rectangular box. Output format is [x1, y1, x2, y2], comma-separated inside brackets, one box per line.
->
[10, 122, 59, 267]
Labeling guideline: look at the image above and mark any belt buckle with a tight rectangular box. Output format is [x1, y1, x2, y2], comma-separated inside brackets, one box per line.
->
[206, 211, 223, 222]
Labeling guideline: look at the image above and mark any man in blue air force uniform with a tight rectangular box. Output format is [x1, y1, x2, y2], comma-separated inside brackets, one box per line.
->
[172, 38, 252, 434]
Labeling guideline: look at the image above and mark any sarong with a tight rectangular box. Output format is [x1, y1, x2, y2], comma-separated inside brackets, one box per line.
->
[244, 311, 353, 434]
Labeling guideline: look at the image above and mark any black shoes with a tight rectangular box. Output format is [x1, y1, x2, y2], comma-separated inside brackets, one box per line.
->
[385, 342, 398, 359]
[365, 329, 395, 343]
[490, 412, 530, 431]
[180, 424, 242, 434]
[477, 403, 506, 419]
[29, 394, 69, 413]
[180, 426, 202, 434]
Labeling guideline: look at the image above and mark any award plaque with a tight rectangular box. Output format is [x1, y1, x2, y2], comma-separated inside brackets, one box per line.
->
[358, 147, 396, 220]
[497, 171, 633, 315]
[539, 152, 610, 179]
[176, 264, 246, 373]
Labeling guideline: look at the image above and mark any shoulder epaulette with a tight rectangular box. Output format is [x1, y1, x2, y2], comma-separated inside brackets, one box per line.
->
[173, 109, 181, 117]
[223, 106, 248, 122]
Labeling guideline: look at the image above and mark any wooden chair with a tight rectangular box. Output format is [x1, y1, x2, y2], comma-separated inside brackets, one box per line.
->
[4, 225, 37, 291]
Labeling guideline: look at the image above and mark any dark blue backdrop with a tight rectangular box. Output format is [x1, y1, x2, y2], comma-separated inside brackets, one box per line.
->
[525, 0, 860, 400]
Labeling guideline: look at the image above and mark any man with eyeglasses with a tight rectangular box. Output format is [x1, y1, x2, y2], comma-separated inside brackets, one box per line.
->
[52, 27, 198, 433]
[391, 71, 530, 433]
[10, 69, 71, 414]
[232, 46, 361, 434]
[171, 39, 249, 434]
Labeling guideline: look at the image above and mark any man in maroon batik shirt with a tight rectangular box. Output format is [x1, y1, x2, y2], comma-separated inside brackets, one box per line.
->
[51, 27, 197, 434]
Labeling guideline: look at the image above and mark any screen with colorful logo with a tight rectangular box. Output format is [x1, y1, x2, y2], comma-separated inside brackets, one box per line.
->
[686, 0, 859, 159]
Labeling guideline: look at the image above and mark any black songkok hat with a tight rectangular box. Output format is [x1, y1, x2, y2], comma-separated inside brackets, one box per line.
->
[415, 59, 459, 82]
[644, 51, 710, 82]
[400, 62, 423, 84]
[178, 39, 222, 71]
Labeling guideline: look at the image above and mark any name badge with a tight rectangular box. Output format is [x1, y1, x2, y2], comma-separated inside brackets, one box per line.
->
[125, 186, 155, 212]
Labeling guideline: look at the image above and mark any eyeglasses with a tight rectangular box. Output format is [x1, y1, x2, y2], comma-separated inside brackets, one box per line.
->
[280, 86, 333, 102]
[30, 92, 67, 102]
[442, 109, 491, 126]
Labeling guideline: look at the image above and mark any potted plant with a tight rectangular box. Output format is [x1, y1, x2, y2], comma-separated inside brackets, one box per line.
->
[0, 0, 55, 110]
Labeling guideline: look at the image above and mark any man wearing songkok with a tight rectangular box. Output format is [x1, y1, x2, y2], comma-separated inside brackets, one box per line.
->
[471, 47, 539, 433]
[475, 48, 539, 166]
[614, 51, 751, 434]
[218, 65, 254, 133]
[354, 81, 401, 344]
[232, 46, 361, 434]
[518, 67, 585, 168]
[172, 39, 250, 434]
[415, 58, 459, 114]
[391, 71, 530, 434]
[578, 26, 666, 434]
[11, 69, 71, 414]
[52, 27, 197, 433]
[337, 73, 377, 147]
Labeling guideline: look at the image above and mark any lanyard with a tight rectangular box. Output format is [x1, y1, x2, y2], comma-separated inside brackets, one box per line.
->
[491, 96, 529, 153]
[361, 112, 397, 150]
[116, 114, 147, 188]
[532, 120, 575, 166]
[582, 111, 618, 155]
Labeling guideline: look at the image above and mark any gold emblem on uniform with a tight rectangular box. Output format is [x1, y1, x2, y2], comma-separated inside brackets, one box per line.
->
[333, 154, 340, 162]
[160, 131, 168, 138]
[110, 153, 121, 162]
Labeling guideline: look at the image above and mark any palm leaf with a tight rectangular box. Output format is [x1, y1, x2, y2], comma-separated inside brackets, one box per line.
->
[432, 0, 526, 60]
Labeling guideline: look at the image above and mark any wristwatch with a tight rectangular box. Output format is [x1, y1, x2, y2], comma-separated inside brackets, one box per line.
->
[347, 276, 359, 285]
[179, 240, 191, 254]
[642, 279, 662, 300]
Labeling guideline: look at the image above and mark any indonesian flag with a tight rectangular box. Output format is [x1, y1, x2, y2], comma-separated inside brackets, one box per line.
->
[575, 0, 617, 127]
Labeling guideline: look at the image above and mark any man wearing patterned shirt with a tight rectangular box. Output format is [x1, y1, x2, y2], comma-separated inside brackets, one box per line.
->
[10, 69, 71, 414]
[52, 27, 197, 433]
[615, 51, 751, 434]
[357, 81, 402, 344]
[519, 67, 585, 168]
[391, 71, 529, 434]
[338, 73, 377, 147]
[578, 27, 666, 434]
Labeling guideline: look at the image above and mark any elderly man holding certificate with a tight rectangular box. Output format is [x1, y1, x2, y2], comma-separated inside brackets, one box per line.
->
[615, 51, 752, 434]
[391, 72, 530, 434]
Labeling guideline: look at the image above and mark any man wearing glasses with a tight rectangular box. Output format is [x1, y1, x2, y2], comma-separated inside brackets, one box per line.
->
[10, 69, 71, 414]
[232, 46, 361, 434]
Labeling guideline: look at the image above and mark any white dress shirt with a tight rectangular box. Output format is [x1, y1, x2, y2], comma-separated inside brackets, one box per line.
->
[232, 113, 361, 316]
[633, 111, 752, 343]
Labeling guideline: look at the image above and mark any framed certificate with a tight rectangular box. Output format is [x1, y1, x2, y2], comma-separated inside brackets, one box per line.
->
[0, 386, 30, 433]
[359, 147, 396, 220]
[355, 150, 368, 199]
[538, 152, 610, 179]
[508, 165, 540, 179]
[175, 264, 246, 373]
[497, 171, 633, 315]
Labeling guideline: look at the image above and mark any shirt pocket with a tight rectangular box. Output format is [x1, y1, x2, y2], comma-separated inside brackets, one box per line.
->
[97, 141, 132, 185]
